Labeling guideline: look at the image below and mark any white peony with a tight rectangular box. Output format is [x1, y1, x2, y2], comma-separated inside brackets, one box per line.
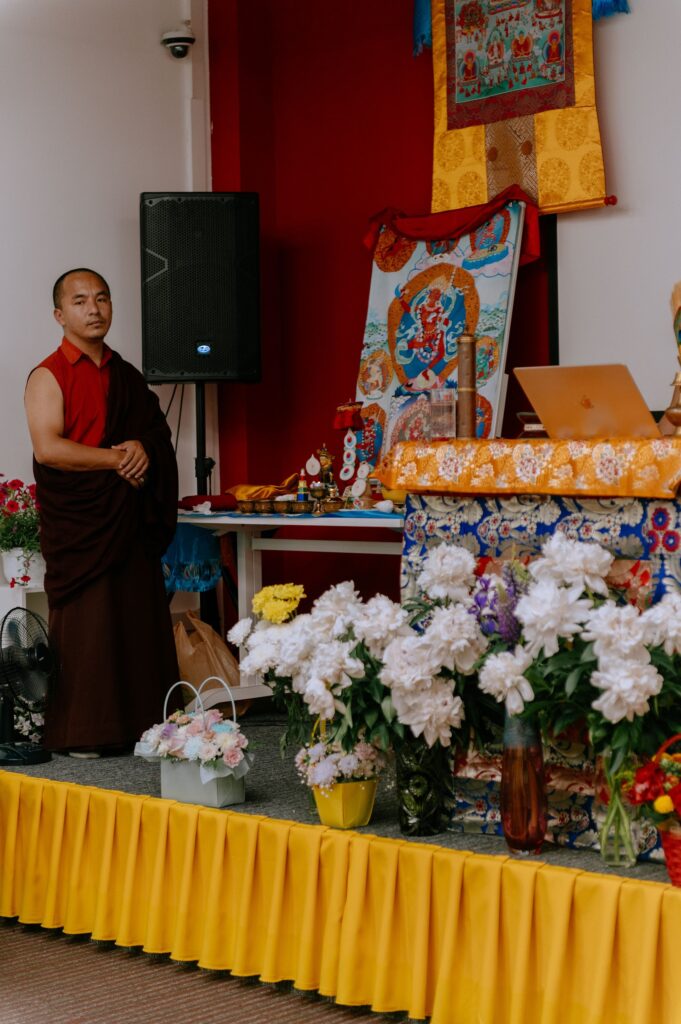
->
[478, 646, 534, 716]
[641, 592, 681, 655]
[391, 676, 465, 747]
[380, 633, 444, 693]
[423, 604, 488, 674]
[515, 579, 593, 657]
[590, 658, 664, 723]
[582, 602, 649, 661]
[310, 581, 363, 638]
[353, 594, 410, 657]
[227, 617, 253, 646]
[530, 532, 614, 595]
[416, 543, 477, 603]
[302, 677, 336, 719]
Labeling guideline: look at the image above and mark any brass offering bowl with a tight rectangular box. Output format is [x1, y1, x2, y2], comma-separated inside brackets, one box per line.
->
[274, 499, 293, 514]
[289, 499, 314, 514]
[309, 483, 326, 499]
[237, 499, 255, 514]
[253, 499, 274, 514]
[322, 498, 344, 513]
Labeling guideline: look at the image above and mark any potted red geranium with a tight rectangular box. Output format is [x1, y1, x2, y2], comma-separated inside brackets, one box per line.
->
[0, 477, 44, 588]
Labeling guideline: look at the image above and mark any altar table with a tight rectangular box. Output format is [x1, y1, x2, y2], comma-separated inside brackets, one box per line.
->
[177, 510, 404, 696]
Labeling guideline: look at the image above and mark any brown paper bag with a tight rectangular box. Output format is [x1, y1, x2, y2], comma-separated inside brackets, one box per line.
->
[173, 609, 241, 709]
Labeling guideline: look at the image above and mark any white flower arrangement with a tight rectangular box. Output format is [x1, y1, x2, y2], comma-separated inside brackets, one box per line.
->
[295, 738, 387, 792]
[228, 536, 681, 782]
[134, 707, 253, 784]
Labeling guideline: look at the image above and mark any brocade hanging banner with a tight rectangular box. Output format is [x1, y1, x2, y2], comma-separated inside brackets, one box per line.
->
[431, 0, 608, 214]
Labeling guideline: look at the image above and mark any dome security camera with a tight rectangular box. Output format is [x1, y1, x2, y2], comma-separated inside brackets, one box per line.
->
[162, 28, 196, 59]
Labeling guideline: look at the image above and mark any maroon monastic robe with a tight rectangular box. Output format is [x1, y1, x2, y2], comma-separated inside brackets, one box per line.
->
[34, 353, 179, 751]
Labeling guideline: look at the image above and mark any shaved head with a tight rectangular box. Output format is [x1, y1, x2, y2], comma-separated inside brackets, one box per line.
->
[53, 268, 110, 310]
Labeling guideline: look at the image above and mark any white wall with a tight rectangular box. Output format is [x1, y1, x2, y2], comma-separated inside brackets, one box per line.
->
[0, 0, 218, 494]
[557, 0, 681, 412]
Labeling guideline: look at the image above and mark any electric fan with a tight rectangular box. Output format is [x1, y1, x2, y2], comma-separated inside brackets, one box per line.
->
[0, 607, 54, 765]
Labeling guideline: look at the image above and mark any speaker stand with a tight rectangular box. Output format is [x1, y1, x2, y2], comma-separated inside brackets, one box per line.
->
[194, 382, 220, 631]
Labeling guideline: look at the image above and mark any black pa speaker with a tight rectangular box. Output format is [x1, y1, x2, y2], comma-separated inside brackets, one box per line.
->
[140, 192, 260, 382]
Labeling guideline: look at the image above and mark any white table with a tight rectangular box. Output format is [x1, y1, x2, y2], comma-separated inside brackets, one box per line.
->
[177, 510, 404, 702]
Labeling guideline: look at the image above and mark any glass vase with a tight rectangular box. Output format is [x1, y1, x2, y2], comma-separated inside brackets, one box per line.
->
[394, 735, 453, 836]
[500, 711, 547, 856]
[593, 752, 638, 869]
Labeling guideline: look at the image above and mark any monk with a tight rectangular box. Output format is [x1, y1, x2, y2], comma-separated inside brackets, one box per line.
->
[24, 268, 179, 756]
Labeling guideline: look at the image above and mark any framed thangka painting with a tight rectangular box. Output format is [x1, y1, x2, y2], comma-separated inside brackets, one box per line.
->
[431, 0, 608, 213]
[354, 199, 525, 471]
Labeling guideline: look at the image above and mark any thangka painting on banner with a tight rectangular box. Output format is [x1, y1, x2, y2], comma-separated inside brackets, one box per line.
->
[354, 200, 525, 470]
[431, 0, 608, 214]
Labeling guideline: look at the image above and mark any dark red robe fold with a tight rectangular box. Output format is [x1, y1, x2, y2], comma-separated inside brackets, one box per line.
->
[34, 353, 179, 751]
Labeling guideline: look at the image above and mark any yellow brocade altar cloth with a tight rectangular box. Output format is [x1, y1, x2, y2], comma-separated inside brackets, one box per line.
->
[376, 438, 681, 499]
[2, 771, 681, 1024]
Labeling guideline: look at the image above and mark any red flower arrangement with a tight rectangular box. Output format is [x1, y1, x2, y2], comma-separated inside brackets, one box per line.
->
[627, 735, 681, 885]
[0, 477, 41, 586]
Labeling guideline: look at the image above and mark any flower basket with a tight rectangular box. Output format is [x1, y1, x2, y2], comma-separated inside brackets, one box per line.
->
[650, 734, 681, 885]
[134, 676, 252, 809]
[659, 823, 681, 886]
[313, 779, 378, 829]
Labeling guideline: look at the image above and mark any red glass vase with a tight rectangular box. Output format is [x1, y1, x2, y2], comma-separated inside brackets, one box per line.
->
[500, 712, 547, 855]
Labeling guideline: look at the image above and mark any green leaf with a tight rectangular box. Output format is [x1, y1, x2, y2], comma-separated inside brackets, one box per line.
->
[364, 709, 379, 729]
[564, 668, 581, 698]
[380, 695, 396, 723]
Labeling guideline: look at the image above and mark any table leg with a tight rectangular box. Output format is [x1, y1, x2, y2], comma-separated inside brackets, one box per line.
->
[235, 530, 271, 697]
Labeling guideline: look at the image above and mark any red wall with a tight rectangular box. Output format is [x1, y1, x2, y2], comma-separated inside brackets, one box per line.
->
[207, 0, 549, 613]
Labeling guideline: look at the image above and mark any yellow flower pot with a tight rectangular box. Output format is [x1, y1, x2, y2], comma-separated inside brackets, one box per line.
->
[313, 779, 378, 829]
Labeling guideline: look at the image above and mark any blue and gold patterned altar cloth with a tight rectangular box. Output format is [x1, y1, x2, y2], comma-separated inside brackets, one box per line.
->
[378, 437, 681, 499]
[401, 493, 681, 602]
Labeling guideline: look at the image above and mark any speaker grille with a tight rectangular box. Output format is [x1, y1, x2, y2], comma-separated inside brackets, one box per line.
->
[140, 192, 260, 382]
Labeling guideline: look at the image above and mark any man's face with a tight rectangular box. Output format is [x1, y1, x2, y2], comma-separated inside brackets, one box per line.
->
[53, 272, 112, 346]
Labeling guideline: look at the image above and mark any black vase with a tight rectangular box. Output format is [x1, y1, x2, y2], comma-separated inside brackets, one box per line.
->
[394, 735, 454, 836]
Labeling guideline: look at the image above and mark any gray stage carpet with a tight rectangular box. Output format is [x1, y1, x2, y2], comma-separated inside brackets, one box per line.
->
[3, 709, 669, 883]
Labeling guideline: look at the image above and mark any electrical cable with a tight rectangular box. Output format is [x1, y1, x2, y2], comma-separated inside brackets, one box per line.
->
[174, 384, 185, 455]
[163, 384, 178, 419]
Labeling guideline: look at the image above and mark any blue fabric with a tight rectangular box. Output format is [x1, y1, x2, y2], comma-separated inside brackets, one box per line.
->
[402, 494, 681, 602]
[162, 524, 222, 593]
[592, 0, 630, 18]
[413, 0, 432, 55]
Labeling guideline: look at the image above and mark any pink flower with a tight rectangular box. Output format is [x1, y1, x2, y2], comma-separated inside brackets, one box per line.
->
[223, 748, 243, 768]
[186, 718, 205, 736]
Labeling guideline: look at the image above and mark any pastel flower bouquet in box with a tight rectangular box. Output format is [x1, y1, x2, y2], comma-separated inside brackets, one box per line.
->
[135, 677, 254, 794]
[135, 707, 252, 783]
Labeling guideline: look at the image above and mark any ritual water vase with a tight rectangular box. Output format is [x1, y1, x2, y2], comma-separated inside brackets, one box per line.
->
[394, 735, 453, 836]
[500, 711, 547, 855]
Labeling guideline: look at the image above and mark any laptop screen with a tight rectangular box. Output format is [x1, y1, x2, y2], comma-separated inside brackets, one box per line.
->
[513, 364, 661, 440]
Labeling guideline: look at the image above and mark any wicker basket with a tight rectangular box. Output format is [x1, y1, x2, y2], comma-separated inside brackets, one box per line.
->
[659, 826, 681, 886]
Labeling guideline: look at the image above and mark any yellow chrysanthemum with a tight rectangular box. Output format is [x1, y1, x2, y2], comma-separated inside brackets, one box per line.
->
[252, 583, 305, 620]
[654, 794, 674, 815]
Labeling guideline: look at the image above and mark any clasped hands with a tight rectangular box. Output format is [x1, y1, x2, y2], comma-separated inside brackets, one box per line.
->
[112, 440, 149, 489]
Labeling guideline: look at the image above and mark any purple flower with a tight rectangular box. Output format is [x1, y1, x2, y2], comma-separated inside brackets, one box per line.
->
[160, 722, 178, 739]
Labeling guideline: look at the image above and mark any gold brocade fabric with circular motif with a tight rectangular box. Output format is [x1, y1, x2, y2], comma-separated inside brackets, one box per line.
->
[377, 439, 681, 499]
[431, 0, 606, 214]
